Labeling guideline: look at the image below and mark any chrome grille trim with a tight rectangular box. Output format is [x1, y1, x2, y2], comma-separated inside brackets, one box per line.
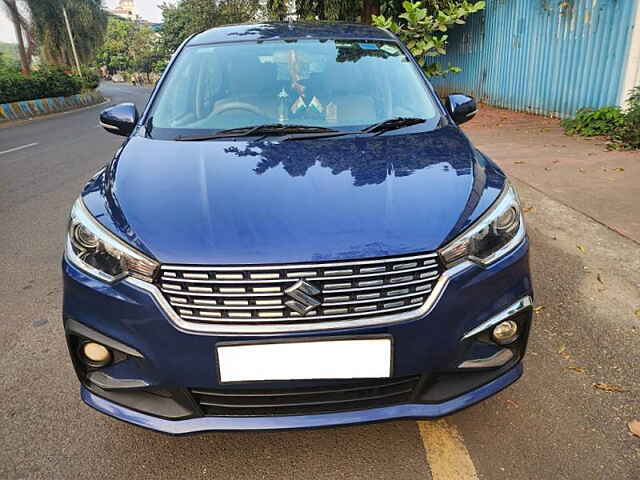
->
[183, 272, 209, 279]
[193, 299, 217, 305]
[316, 276, 437, 293]
[130, 261, 472, 334]
[319, 290, 426, 307]
[159, 253, 438, 272]
[147, 253, 455, 334]
[161, 289, 285, 298]
[250, 273, 280, 280]
[174, 303, 285, 311]
[157, 264, 438, 284]
[324, 282, 351, 290]
[180, 302, 418, 323]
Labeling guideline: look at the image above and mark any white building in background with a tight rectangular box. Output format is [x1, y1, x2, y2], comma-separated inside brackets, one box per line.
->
[107, 0, 141, 21]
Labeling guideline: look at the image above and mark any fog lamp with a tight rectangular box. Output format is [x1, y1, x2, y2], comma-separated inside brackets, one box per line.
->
[492, 320, 519, 345]
[82, 342, 112, 366]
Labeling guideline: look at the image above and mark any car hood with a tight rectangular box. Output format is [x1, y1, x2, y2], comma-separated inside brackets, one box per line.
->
[83, 126, 505, 264]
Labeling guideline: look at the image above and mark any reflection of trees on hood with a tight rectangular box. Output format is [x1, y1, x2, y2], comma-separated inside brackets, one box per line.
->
[224, 127, 473, 187]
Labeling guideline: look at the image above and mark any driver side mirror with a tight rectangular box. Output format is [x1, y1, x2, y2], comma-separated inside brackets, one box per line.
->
[445, 94, 477, 125]
[99, 103, 139, 137]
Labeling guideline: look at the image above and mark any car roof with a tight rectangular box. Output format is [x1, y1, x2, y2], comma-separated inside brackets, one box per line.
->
[188, 21, 396, 46]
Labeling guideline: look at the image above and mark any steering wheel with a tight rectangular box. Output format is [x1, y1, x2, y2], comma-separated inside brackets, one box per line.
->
[214, 102, 266, 118]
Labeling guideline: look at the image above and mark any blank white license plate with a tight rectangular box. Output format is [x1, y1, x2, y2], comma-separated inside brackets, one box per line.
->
[217, 338, 392, 383]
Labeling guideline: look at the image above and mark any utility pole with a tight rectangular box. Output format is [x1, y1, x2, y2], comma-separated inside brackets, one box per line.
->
[62, 5, 83, 78]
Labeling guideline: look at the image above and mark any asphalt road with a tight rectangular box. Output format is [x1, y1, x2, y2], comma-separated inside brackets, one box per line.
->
[1, 83, 638, 479]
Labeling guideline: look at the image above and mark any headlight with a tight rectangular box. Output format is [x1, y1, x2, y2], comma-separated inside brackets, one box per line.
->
[65, 198, 158, 283]
[439, 182, 525, 267]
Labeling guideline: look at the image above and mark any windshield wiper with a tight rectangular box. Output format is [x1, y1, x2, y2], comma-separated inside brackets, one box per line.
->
[174, 124, 342, 141]
[361, 117, 426, 135]
[281, 117, 427, 141]
[174, 118, 427, 142]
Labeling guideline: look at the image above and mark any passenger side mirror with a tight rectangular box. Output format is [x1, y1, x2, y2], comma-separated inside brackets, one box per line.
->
[99, 103, 139, 137]
[445, 94, 477, 125]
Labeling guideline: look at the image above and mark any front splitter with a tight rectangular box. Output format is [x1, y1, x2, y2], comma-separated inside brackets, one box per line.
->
[81, 363, 523, 435]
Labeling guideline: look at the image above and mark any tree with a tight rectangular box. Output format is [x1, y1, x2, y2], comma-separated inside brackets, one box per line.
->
[26, 0, 106, 68]
[1, 0, 36, 75]
[130, 24, 161, 75]
[379, 0, 453, 19]
[96, 17, 160, 75]
[373, 0, 485, 76]
[158, 0, 213, 57]
[95, 17, 135, 72]
[155, 0, 483, 78]
[265, 0, 390, 23]
[158, 0, 260, 57]
[266, 0, 287, 20]
[262, 0, 476, 28]
[217, 0, 261, 24]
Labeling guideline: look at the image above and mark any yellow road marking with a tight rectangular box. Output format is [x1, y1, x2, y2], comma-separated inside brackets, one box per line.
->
[418, 420, 479, 480]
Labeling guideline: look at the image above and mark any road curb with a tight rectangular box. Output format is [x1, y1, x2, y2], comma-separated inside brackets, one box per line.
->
[0, 90, 106, 124]
[0, 97, 111, 130]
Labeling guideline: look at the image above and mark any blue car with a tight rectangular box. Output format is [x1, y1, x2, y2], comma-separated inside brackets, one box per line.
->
[63, 22, 533, 434]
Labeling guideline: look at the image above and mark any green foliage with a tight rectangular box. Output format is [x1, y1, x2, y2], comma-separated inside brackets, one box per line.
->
[152, 0, 481, 77]
[96, 17, 161, 74]
[265, 0, 288, 20]
[95, 17, 135, 71]
[158, 0, 216, 57]
[159, 0, 260, 57]
[0, 50, 21, 74]
[130, 25, 162, 74]
[0, 67, 85, 104]
[79, 67, 101, 90]
[609, 87, 640, 150]
[562, 88, 640, 150]
[372, 0, 485, 77]
[561, 106, 624, 137]
[27, 0, 107, 68]
[152, 58, 169, 74]
[380, 0, 451, 18]
[2, 0, 36, 75]
[0, 42, 20, 64]
[269, 0, 363, 22]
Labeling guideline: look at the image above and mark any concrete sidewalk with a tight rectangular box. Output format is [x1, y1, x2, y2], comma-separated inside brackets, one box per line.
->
[462, 105, 640, 244]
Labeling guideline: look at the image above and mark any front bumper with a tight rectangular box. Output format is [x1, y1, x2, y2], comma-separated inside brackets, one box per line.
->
[63, 239, 533, 434]
[81, 363, 523, 433]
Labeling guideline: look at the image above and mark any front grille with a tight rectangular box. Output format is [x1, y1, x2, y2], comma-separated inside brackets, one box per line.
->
[191, 376, 420, 416]
[157, 252, 442, 331]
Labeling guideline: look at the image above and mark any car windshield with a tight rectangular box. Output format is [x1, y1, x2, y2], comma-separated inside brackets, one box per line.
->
[146, 39, 440, 139]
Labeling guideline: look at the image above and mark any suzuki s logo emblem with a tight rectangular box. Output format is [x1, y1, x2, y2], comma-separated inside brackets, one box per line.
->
[285, 280, 321, 315]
